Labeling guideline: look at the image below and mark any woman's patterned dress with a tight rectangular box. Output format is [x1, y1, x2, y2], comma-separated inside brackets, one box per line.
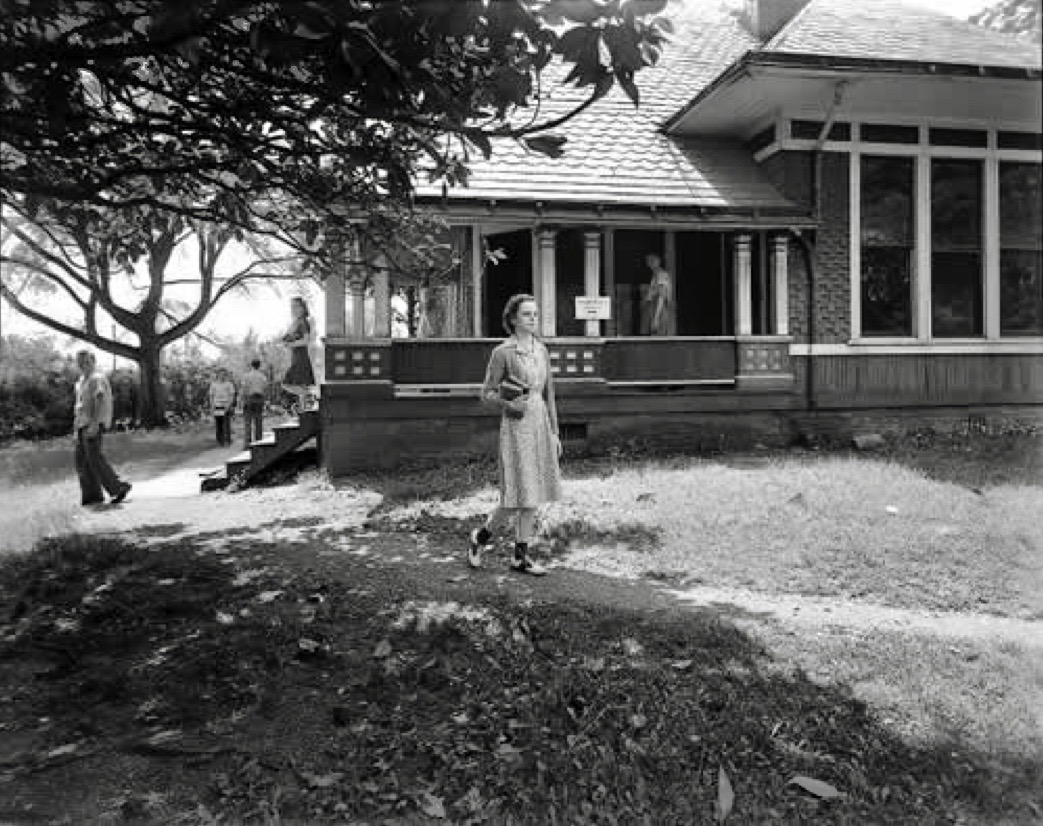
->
[482, 338, 562, 509]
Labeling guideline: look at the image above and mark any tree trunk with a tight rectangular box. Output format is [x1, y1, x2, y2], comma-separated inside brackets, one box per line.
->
[137, 343, 166, 427]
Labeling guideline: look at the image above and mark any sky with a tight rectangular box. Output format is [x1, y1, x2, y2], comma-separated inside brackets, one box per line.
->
[0, 0, 1001, 352]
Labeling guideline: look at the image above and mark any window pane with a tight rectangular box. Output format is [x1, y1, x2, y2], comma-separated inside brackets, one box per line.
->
[861, 156, 913, 336]
[1000, 163, 1043, 336]
[931, 160, 983, 337]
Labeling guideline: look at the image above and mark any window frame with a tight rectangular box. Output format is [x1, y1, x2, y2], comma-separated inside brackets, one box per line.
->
[847, 122, 1042, 344]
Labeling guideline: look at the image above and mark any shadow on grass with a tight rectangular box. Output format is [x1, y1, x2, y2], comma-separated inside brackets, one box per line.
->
[0, 532, 1039, 825]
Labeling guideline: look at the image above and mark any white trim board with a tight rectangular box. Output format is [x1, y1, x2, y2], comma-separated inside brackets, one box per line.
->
[790, 341, 1043, 356]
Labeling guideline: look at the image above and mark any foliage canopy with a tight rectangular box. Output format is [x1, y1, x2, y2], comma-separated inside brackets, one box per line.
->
[1, 0, 671, 236]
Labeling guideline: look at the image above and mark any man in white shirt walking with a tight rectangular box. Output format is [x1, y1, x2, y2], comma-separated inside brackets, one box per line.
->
[239, 358, 268, 449]
[73, 349, 132, 507]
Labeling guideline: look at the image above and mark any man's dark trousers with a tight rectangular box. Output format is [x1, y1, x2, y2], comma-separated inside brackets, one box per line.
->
[243, 395, 265, 448]
[214, 412, 233, 445]
[75, 428, 122, 504]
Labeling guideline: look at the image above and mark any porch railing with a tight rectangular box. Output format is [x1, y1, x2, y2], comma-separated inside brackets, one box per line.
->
[325, 336, 793, 389]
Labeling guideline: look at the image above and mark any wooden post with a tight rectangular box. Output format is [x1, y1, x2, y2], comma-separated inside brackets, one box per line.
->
[325, 232, 347, 338]
[604, 229, 616, 337]
[733, 234, 753, 336]
[771, 233, 790, 336]
[664, 230, 677, 336]
[349, 278, 367, 338]
[372, 254, 391, 337]
[583, 230, 602, 337]
[471, 226, 484, 337]
[537, 228, 557, 337]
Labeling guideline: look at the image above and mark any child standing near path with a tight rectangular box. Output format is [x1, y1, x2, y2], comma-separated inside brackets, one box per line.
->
[208, 368, 237, 446]
[468, 294, 562, 575]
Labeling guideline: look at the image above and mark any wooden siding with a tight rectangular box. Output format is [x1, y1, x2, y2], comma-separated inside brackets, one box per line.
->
[392, 339, 491, 384]
[805, 353, 1043, 407]
[601, 338, 736, 383]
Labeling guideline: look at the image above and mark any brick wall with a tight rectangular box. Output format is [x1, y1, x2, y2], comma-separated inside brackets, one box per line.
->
[760, 149, 850, 344]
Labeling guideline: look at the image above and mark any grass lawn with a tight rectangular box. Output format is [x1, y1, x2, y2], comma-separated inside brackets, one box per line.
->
[0, 428, 1040, 824]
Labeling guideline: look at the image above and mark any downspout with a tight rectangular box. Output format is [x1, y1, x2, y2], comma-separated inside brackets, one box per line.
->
[793, 80, 847, 414]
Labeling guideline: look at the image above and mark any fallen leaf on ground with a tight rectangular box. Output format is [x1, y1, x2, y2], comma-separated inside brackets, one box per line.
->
[418, 791, 446, 818]
[716, 766, 734, 822]
[788, 776, 842, 799]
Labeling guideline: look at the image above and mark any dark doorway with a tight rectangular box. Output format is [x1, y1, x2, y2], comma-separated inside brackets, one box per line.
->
[555, 229, 586, 337]
[483, 230, 532, 336]
[676, 231, 732, 335]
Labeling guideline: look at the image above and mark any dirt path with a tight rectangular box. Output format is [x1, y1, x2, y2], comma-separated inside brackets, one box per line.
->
[69, 452, 1043, 654]
[665, 583, 1043, 648]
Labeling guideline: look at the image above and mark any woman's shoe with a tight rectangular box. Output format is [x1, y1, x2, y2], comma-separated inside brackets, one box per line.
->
[510, 554, 546, 576]
[467, 529, 486, 568]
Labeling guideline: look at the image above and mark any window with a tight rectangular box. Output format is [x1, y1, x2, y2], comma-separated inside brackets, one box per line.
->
[861, 124, 919, 144]
[931, 159, 984, 337]
[861, 156, 914, 336]
[999, 163, 1043, 336]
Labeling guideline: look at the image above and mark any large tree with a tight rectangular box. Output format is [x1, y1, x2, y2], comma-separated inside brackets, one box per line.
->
[0, 201, 300, 425]
[1, 0, 671, 236]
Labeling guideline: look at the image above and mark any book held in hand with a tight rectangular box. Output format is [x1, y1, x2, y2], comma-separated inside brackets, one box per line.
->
[499, 376, 529, 401]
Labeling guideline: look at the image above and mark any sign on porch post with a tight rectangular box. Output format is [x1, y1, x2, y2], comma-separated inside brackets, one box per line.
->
[582, 231, 602, 336]
[575, 297, 611, 322]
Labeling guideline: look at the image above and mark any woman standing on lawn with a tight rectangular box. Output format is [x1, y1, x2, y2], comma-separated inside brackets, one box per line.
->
[281, 296, 316, 413]
[468, 294, 562, 575]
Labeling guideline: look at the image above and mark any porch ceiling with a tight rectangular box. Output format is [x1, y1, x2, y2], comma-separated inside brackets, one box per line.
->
[666, 61, 1043, 138]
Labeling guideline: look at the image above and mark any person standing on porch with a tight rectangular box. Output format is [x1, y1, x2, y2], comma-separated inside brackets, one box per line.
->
[240, 357, 268, 449]
[281, 296, 316, 413]
[468, 294, 562, 575]
[645, 253, 674, 336]
[73, 349, 132, 507]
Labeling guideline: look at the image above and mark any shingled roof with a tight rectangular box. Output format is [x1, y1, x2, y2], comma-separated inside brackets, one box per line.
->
[420, 0, 1041, 213]
[418, 2, 804, 213]
[767, 0, 1042, 68]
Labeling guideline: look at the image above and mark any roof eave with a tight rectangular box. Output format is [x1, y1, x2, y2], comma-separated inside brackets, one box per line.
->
[662, 50, 1043, 135]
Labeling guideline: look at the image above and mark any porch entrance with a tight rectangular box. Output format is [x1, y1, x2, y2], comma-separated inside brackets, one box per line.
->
[676, 231, 733, 336]
[483, 229, 532, 335]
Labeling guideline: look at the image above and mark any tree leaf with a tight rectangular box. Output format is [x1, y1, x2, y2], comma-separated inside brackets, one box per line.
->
[521, 135, 568, 158]
[716, 766, 734, 822]
[543, 0, 604, 25]
[623, 0, 669, 17]
[418, 791, 446, 818]
[373, 639, 392, 658]
[788, 776, 842, 799]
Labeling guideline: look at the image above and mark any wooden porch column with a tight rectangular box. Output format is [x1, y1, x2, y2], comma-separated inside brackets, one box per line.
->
[471, 226, 484, 336]
[325, 234, 347, 338]
[603, 229, 616, 337]
[771, 233, 790, 336]
[733, 233, 753, 336]
[664, 230, 677, 336]
[537, 228, 557, 337]
[583, 230, 602, 337]
[372, 255, 391, 337]
[349, 278, 367, 338]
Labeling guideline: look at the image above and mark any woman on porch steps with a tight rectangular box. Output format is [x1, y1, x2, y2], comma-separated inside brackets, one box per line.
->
[281, 296, 316, 414]
[468, 294, 562, 576]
